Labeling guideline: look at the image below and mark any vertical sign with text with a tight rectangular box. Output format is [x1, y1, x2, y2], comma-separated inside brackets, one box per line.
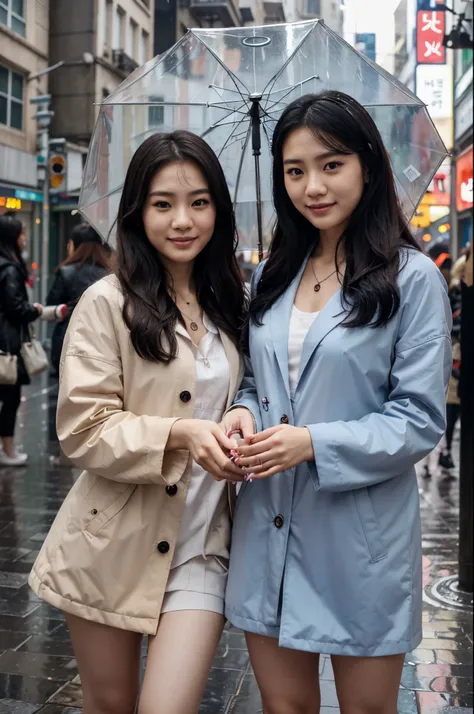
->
[417, 10, 446, 64]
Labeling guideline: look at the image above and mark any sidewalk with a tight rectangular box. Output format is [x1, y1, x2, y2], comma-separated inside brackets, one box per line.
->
[0, 379, 471, 713]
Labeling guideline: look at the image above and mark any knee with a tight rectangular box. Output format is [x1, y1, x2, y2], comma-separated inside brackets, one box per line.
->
[84, 688, 137, 714]
[340, 705, 397, 714]
[262, 697, 318, 714]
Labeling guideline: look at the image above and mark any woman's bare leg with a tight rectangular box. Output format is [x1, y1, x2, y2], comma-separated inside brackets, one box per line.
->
[332, 653, 404, 714]
[245, 632, 321, 714]
[66, 612, 142, 714]
[138, 610, 224, 714]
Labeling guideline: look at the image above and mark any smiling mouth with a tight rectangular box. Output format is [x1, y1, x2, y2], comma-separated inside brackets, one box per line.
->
[307, 203, 336, 210]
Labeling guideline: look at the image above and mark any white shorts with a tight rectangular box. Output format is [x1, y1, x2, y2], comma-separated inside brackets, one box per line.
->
[161, 554, 228, 615]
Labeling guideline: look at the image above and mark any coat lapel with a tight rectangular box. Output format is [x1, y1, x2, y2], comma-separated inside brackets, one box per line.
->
[270, 258, 309, 398]
[295, 289, 347, 394]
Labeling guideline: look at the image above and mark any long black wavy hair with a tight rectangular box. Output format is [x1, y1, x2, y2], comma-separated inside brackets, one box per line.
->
[116, 130, 245, 363]
[0, 215, 29, 279]
[250, 91, 420, 332]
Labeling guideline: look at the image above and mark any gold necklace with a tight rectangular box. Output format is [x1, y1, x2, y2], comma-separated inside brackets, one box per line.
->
[310, 261, 338, 293]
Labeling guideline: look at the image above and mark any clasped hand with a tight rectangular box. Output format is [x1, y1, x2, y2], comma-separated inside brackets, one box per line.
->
[232, 424, 314, 480]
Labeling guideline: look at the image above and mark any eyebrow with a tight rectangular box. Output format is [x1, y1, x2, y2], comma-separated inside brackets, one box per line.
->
[283, 151, 345, 165]
[148, 188, 210, 198]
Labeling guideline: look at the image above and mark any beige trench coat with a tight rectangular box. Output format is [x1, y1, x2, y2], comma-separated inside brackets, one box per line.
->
[29, 275, 243, 635]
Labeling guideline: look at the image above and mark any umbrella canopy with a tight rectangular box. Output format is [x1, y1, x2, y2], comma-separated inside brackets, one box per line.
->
[79, 20, 448, 255]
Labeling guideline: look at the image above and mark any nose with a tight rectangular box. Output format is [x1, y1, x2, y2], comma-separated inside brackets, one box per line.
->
[305, 172, 328, 199]
[171, 208, 193, 231]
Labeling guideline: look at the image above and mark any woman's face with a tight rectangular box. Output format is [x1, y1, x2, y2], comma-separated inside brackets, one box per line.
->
[17, 231, 26, 253]
[282, 127, 366, 237]
[142, 160, 216, 268]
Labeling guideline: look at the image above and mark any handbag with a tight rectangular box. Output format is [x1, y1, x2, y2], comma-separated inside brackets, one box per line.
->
[0, 350, 18, 385]
[20, 325, 49, 377]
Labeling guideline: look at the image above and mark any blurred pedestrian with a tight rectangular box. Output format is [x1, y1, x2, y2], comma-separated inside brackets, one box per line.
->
[221, 92, 451, 714]
[428, 241, 452, 285]
[29, 131, 245, 714]
[47, 223, 112, 375]
[0, 215, 43, 466]
[438, 255, 466, 472]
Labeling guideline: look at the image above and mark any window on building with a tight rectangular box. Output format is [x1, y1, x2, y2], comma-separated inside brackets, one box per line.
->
[305, 0, 321, 15]
[139, 30, 149, 65]
[149, 96, 164, 127]
[0, 0, 26, 37]
[0, 64, 24, 130]
[127, 18, 138, 59]
[103, 0, 113, 51]
[113, 6, 125, 50]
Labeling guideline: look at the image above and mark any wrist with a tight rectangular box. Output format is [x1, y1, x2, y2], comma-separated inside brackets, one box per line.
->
[167, 418, 190, 451]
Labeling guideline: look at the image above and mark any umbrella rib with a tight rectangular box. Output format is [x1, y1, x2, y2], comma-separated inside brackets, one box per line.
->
[260, 22, 317, 102]
[232, 124, 252, 212]
[192, 38, 249, 102]
[215, 114, 250, 158]
[263, 76, 321, 111]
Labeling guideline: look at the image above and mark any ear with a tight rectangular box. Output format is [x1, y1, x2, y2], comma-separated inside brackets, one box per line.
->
[364, 168, 370, 184]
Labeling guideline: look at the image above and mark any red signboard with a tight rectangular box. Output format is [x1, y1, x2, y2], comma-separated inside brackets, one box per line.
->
[417, 10, 446, 63]
[456, 146, 473, 212]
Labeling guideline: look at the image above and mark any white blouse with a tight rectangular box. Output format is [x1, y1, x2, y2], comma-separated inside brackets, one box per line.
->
[170, 315, 230, 570]
[288, 305, 320, 397]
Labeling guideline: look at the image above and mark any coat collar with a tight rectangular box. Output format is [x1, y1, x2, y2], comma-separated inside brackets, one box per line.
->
[176, 317, 242, 411]
[270, 253, 347, 398]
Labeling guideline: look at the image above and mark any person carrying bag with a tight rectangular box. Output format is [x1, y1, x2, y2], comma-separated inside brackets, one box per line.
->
[0, 215, 43, 465]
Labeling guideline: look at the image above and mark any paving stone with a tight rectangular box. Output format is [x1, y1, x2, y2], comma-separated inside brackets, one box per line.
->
[0, 701, 40, 713]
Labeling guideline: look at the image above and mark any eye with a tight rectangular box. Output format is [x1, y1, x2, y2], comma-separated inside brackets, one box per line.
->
[324, 161, 343, 171]
[193, 198, 210, 207]
[286, 168, 303, 176]
[153, 201, 171, 209]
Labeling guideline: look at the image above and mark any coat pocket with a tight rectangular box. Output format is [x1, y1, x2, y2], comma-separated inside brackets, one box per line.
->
[83, 483, 137, 537]
[352, 487, 388, 563]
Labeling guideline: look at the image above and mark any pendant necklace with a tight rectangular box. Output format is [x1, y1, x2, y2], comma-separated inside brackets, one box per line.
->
[178, 306, 200, 332]
[310, 261, 338, 293]
[171, 290, 200, 332]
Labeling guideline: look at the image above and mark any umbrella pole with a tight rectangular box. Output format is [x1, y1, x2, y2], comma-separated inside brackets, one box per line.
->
[254, 154, 264, 262]
[250, 95, 264, 262]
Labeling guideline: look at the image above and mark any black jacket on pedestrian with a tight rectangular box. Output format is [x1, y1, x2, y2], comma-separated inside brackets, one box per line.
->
[0, 256, 40, 385]
[47, 262, 107, 373]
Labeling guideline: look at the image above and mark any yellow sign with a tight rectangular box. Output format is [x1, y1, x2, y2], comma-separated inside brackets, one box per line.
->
[0, 197, 22, 210]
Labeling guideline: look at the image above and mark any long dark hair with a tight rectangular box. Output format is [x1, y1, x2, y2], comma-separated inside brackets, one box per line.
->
[59, 224, 112, 271]
[116, 131, 245, 363]
[251, 91, 420, 332]
[0, 215, 29, 279]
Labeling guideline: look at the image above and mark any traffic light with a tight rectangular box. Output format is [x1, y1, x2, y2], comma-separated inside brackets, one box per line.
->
[49, 138, 67, 194]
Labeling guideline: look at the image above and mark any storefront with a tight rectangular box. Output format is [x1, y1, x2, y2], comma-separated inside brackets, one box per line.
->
[0, 184, 43, 267]
[456, 145, 473, 250]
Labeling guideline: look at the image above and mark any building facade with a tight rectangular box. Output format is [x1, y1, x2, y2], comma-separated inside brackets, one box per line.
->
[47, 0, 154, 265]
[452, 0, 473, 256]
[0, 0, 49, 253]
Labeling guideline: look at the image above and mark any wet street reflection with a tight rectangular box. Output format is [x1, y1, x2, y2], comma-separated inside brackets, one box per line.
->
[0, 377, 471, 713]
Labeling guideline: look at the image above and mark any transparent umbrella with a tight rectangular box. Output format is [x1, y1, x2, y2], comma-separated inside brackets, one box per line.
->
[79, 19, 448, 259]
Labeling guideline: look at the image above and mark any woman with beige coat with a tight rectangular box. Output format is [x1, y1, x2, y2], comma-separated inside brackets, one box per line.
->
[29, 131, 246, 714]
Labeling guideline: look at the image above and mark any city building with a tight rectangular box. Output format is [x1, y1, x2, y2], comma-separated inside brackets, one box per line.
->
[154, 0, 287, 57]
[47, 0, 154, 265]
[290, 0, 343, 32]
[0, 0, 49, 249]
[452, 0, 472, 254]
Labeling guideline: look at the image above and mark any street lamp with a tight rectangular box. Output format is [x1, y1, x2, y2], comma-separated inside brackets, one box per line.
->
[30, 94, 53, 340]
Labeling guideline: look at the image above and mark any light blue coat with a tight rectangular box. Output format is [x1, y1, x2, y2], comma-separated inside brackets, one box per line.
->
[225, 250, 452, 656]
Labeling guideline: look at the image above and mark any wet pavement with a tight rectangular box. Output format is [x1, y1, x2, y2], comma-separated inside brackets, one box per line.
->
[0, 375, 472, 713]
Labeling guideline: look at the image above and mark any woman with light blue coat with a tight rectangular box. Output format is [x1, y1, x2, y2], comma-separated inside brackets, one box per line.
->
[221, 92, 451, 714]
